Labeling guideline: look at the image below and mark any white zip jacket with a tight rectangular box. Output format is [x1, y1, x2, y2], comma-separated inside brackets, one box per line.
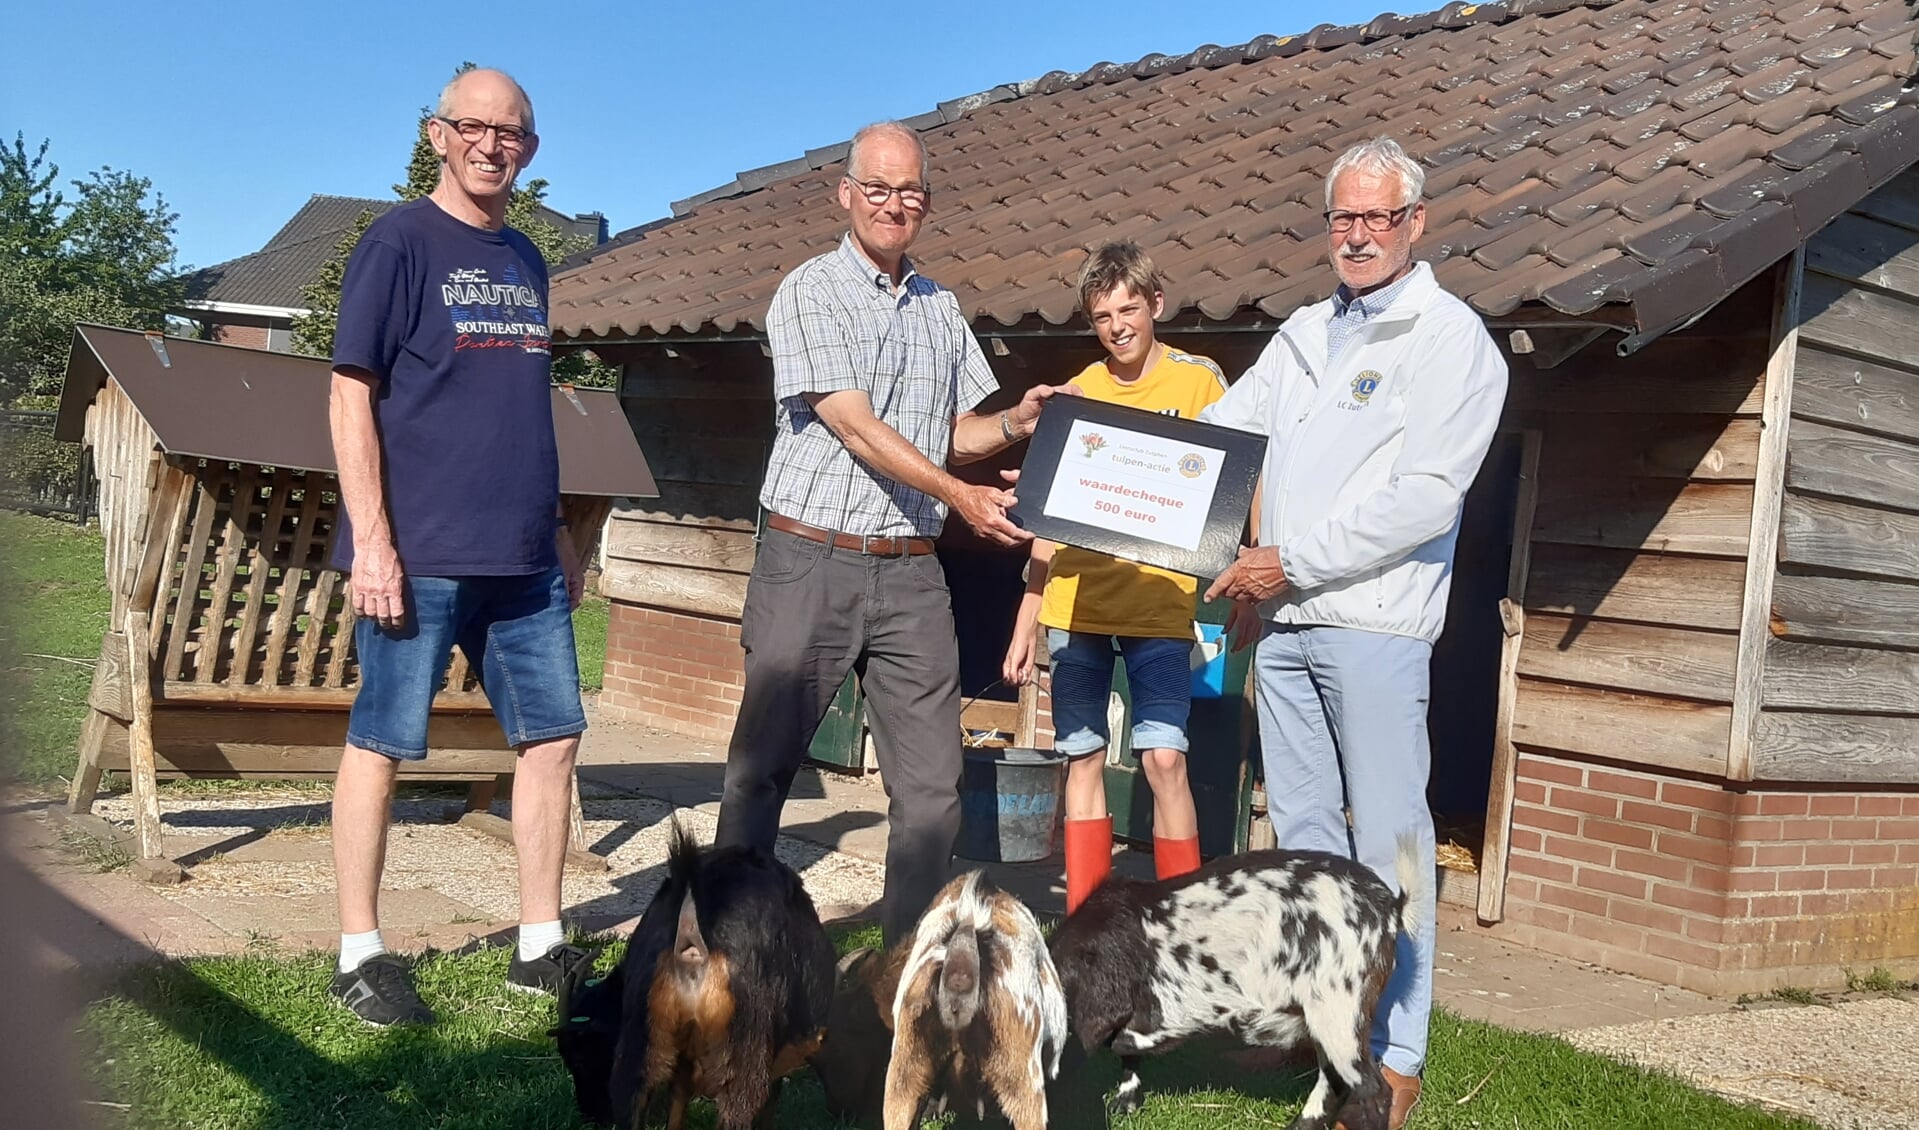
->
[1199, 262, 1508, 643]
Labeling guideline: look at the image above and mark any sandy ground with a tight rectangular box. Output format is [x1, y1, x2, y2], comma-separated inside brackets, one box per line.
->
[86, 786, 888, 924]
[1567, 996, 1919, 1130]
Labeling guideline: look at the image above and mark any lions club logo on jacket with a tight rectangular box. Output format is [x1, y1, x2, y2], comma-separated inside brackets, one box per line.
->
[1351, 371, 1382, 402]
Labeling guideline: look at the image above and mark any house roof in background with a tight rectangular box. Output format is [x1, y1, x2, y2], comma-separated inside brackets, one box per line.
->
[53, 325, 657, 499]
[183, 194, 609, 316]
[550, 0, 1919, 351]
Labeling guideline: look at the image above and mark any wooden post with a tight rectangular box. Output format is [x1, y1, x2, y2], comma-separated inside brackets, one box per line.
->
[1477, 428, 1542, 924]
[123, 608, 182, 883]
[1728, 250, 1804, 783]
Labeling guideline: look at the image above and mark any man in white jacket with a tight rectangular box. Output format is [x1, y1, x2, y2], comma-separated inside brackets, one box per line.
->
[1200, 137, 1507, 1129]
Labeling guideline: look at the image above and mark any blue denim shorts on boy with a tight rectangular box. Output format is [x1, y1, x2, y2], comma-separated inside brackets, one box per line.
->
[346, 568, 587, 760]
[1044, 628, 1192, 758]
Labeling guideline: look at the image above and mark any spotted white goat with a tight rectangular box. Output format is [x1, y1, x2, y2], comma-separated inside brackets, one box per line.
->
[1048, 838, 1429, 1130]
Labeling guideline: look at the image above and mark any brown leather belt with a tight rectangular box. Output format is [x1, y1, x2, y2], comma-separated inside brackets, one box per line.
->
[766, 513, 936, 556]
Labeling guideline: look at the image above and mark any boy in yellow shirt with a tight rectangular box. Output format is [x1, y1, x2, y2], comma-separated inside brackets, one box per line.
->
[1003, 241, 1228, 913]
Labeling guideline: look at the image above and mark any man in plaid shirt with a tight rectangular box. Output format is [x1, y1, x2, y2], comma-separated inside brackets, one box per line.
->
[714, 120, 1073, 943]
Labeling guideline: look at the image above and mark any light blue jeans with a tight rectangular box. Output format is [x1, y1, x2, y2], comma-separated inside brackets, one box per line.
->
[1250, 622, 1437, 1077]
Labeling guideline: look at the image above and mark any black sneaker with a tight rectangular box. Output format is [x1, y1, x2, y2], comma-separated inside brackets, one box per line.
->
[329, 953, 436, 1026]
[507, 941, 595, 996]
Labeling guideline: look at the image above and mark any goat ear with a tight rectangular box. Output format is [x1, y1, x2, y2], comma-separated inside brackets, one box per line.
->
[674, 890, 708, 962]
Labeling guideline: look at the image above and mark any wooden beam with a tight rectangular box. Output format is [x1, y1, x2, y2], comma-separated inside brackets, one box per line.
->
[1804, 211, 1919, 298]
[122, 609, 173, 876]
[1763, 639, 1919, 715]
[1798, 271, 1919, 372]
[1508, 326, 1607, 369]
[1777, 492, 1919, 584]
[1771, 572, 1919, 650]
[1791, 343, 1919, 446]
[153, 682, 497, 712]
[1479, 428, 1539, 925]
[1524, 544, 1747, 631]
[1729, 250, 1802, 783]
[1507, 339, 1766, 416]
[1510, 678, 1732, 778]
[600, 559, 750, 619]
[615, 482, 761, 532]
[1784, 418, 1919, 515]
[1531, 479, 1754, 557]
[1537, 416, 1761, 482]
[605, 518, 758, 574]
[1752, 711, 1919, 784]
[1849, 166, 1919, 235]
[1517, 612, 1738, 703]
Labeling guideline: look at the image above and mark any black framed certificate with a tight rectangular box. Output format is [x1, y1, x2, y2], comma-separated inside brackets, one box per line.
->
[1008, 396, 1268, 579]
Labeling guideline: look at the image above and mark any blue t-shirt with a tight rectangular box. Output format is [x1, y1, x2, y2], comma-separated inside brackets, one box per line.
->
[329, 198, 560, 576]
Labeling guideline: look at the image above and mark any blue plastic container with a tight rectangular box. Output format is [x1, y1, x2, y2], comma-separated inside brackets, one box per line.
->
[1190, 623, 1228, 699]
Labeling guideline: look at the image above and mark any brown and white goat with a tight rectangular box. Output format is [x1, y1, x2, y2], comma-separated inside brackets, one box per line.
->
[812, 870, 1070, 1130]
[551, 822, 837, 1129]
[1048, 837, 1429, 1130]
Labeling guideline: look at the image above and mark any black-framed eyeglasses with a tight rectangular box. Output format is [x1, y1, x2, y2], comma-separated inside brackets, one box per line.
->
[1324, 205, 1413, 233]
[847, 176, 930, 211]
[436, 116, 534, 148]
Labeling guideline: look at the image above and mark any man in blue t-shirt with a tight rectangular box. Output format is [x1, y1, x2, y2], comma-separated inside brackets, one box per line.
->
[325, 67, 590, 1027]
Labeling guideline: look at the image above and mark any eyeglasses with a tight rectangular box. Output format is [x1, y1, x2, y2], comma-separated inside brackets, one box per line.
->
[436, 116, 533, 148]
[847, 176, 930, 211]
[1324, 205, 1413, 234]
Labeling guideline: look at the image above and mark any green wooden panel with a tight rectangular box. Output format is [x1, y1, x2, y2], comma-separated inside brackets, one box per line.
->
[808, 670, 866, 769]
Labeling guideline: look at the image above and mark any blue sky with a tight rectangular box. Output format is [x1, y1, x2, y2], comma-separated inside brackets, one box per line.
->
[6, 0, 1374, 271]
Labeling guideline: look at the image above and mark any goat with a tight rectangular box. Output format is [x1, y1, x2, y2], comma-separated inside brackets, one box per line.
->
[811, 870, 1070, 1130]
[549, 822, 837, 1129]
[1047, 838, 1429, 1130]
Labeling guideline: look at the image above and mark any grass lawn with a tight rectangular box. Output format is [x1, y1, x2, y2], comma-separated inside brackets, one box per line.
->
[0, 510, 109, 787]
[77, 927, 1821, 1130]
[0, 513, 609, 789]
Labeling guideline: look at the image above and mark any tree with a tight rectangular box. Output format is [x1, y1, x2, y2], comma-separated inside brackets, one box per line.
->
[0, 134, 183, 405]
[295, 65, 615, 389]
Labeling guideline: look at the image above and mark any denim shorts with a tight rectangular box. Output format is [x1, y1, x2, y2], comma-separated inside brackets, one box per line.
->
[1045, 628, 1192, 758]
[346, 568, 587, 761]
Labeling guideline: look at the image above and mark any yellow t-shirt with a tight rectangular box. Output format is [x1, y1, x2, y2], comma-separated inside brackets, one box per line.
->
[1037, 346, 1229, 639]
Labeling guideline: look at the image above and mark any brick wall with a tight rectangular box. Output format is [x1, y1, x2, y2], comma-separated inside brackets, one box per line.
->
[597, 601, 744, 742]
[209, 322, 269, 349]
[1494, 752, 1919, 996]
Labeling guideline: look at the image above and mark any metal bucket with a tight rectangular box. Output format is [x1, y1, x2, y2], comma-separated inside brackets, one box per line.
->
[956, 745, 1067, 863]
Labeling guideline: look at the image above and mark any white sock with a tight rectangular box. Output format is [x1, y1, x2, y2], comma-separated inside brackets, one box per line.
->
[518, 920, 565, 962]
[339, 929, 386, 974]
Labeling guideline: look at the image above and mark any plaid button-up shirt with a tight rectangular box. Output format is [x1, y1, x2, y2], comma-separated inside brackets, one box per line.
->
[1325, 270, 1417, 363]
[759, 233, 1000, 538]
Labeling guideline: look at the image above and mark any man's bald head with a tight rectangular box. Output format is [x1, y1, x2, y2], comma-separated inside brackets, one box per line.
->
[437, 67, 536, 134]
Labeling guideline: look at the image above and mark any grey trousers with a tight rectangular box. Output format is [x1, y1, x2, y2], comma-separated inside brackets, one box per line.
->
[714, 526, 964, 944]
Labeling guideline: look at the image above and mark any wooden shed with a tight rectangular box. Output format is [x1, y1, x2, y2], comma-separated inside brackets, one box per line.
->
[551, 0, 1919, 995]
[52, 324, 657, 881]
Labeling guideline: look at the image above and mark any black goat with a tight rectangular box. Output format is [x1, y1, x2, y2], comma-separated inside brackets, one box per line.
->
[551, 822, 837, 1129]
[1048, 838, 1429, 1130]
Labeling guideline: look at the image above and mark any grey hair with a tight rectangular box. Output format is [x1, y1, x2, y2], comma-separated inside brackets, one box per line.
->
[847, 121, 929, 185]
[1324, 138, 1424, 210]
[437, 67, 536, 133]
